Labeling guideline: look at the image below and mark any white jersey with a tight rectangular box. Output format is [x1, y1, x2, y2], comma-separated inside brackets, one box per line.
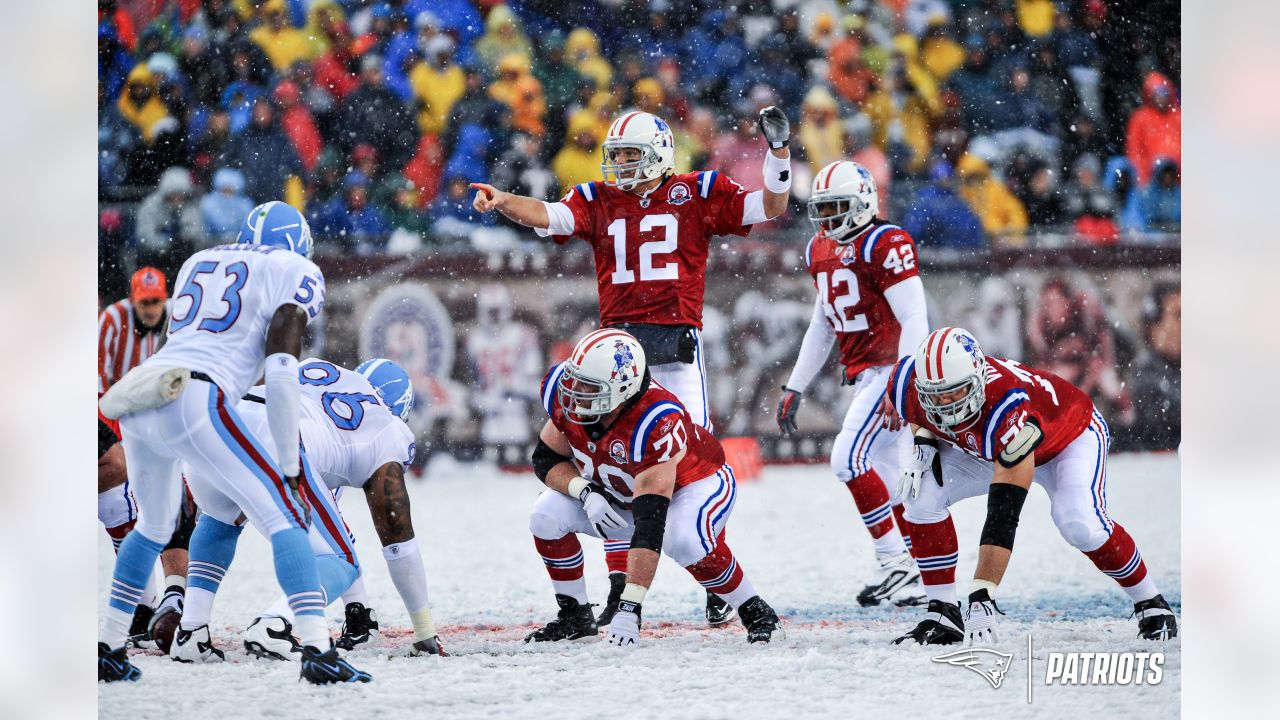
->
[146, 244, 325, 399]
[244, 358, 414, 491]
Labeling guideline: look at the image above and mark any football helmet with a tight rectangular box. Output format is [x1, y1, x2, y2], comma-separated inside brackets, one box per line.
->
[808, 160, 878, 243]
[236, 201, 313, 259]
[600, 111, 675, 191]
[355, 359, 415, 423]
[913, 327, 987, 433]
[558, 329, 647, 423]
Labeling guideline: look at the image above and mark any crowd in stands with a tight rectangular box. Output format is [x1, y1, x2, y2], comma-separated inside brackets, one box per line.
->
[99, 0, 1181, 285]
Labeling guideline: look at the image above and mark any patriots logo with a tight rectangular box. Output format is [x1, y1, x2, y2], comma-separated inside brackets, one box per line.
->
[611, 341, 638, 380]
[653, 117, 670, 134]
[931, 648, 1014, 689]
[609, 439, 628, 465]
[956, 333, 981, 364]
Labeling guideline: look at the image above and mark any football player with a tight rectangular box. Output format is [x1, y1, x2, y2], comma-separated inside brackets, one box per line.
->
[97, 202, 369, 684]
[471, 106, 794, 626]
[776, 161, 929, 607]
[887, 328, 1177, 644]
[525, 330, 784, 645]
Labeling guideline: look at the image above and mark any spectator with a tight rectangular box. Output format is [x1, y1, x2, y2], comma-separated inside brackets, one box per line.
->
[956, 154, 1029, 242]
[1129, 282, 1180, 450]
[490, 54, 547, 138]
[864, 43, 940, 173]
[1126, 71, 1180, 184]
[842, 113, 891, 211]
[178, 24, 230, 107]
[191, 109, 233, 179]
[534, 31, 579, 143]
[378, 173, 430, 236]
[352, 143, 381, 181]
[551, 115, 602, 191]
[337, 54, 419, 169]
[224, 98, 305, 206]
[948, 37, 1000, 134]
[796, 86, 845, 173]
[492, 132, 557, 205]
[200, 168, 254, 243]
[342, 171, 392, 247]
[1103, 156, 1147, 232]
[410, 35, 465, 136]
[135, 167, 205, 278]
[827, 16, 877, 107]
[1020, 163, 1065, 229]
[443, 64, 510, 158]
[473, 4, 532, 72]
[1138, 158, 1181, 231]
[98, 82, 140, 190]
[1015, 0, 1056, 37]
[901, 160, 986, 250]
[303, 0, 345, 57]
[250, 0, 315, 73]
[117, 65, 170, 142]
[429, 174, 494, 241]
[920, 17, 965, 82]
[273, 80, 322, 172]
[709, 113, 762, 187]
[445, 122, 496, 185]
[1062, 155, 1119, 244]
[312, 22, 360, 102]
[98, 20, 135, 102]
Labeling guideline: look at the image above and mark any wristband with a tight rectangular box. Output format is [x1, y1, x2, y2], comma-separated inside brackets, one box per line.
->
[409, 607, 438, 641]
[567, 476, 591, 503]
[763, 151, 792, 194]
[969, 579, 998, 600]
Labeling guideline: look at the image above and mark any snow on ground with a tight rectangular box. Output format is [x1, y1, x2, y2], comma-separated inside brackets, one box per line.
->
[100, 453, 1179, 720]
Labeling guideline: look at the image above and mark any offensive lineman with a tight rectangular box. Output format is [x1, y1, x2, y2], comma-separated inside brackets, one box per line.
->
[97, 202, 370, 683]
[776, 161, 928, 606]
[526, 330, 783, 645]
[471, 106, 795, 625]
[888, 328, 1177, 644]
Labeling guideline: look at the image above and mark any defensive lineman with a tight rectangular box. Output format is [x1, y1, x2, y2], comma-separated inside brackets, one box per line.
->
[776, 161, 928, 606]
[525, 330, 783, 645]
[888, 328, 1177, 644]
[97, 202, 370, 683]
[471, 106, 794, 624]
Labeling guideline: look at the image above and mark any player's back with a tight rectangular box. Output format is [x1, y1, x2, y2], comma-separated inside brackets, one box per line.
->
[147, 244, 325, 400]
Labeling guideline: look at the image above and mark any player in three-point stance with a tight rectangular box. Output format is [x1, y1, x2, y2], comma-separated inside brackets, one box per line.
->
[776, 160, 929, 607]
[97, 202, 370, 684]
[525, 330, 783, 645]
[472, 106, 794, 627]
[887, 327, 1177, 644]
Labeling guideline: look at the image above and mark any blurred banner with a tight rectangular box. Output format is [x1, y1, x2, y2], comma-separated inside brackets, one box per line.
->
[314, 239, 1180, 467]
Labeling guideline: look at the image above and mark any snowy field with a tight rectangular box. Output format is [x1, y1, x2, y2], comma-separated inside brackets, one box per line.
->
[99, 453, 1179, 719]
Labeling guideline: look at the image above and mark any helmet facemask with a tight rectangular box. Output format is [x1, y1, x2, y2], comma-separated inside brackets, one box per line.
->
[601, 142, 661, 191]
[808, 194, 871, 243]
[916, 372, 986, 435]
[557, 365, 615, 424]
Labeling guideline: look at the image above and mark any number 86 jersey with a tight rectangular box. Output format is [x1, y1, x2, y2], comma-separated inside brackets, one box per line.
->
[803, 222, 919, 382]
[540, 362, 726, 505]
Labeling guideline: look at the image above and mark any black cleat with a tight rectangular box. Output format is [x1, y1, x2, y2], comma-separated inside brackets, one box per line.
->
[737, 596, 784, 643]
[595, 573, 627, 628]
[98, 642, 141, 682]
[1134, 594, 1178, 640]
[706, 591, 737, 626]
[525, 594, 598, 642]
[857, 552, 922, 607]
[336, 603, 381, 650]
[299, 644, 372, 684]
[894, 600, 964, 645]
[126, 604, 155, 648]
[410, 636, 448, 656]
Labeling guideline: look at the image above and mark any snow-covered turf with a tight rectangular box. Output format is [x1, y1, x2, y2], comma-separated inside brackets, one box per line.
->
[99, 454, 1179, 719]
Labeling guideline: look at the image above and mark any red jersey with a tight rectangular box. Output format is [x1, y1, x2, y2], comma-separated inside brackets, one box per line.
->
[888, 353, 1096, 465]
[805, 221, 920, 381]
[548, 171, 754, 328]
[541, 362, 725, 505]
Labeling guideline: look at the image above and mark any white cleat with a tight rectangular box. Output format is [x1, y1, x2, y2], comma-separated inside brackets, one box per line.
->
[858, 551, 924, 607]
[243, 616, 303, 662]
[170, 625, 225, 663]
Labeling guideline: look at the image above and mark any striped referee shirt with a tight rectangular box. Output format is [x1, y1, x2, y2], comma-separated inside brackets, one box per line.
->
[97, 299, 167, 394]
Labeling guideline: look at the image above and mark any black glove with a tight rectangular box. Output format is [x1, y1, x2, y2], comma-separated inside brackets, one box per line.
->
[757, 105, 790, 149]
[777, 386, 802, 435]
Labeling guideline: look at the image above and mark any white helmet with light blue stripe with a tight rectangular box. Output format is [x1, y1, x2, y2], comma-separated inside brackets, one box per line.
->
[356, 359, 415, 423]
[237, 201, 313, 259]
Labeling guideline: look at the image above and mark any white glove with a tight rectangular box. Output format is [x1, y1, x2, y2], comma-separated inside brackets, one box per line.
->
[577, 483, 628, 538]
[900, 442, 939, 501]
[965, 590, 1005, 645]
[606, 602, 641, 647]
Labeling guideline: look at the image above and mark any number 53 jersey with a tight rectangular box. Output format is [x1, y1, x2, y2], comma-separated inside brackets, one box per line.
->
[147, 244, 325, 399]
[803, 222, 920, 382]
[540, 362, 726, 505]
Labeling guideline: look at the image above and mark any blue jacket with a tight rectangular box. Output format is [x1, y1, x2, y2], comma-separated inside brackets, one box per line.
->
[902, 183, 987, 249]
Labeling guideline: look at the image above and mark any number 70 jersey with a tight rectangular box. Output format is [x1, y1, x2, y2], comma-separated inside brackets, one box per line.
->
[147, 244, 325, 399]
[803, 222, 919, 381]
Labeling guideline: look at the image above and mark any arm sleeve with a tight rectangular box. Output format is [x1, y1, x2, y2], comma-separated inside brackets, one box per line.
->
[381, 538, 436, 641]
[534, 186, 592, 244]
[97, 309, 117, 394]
[264, 352, 301, 477]
[884, 275, 929, 361]
[704, 172, 753, 237]
[785, 295, 836, 393]
[533, 201, 576, 237]
[741, 190, 768, 225]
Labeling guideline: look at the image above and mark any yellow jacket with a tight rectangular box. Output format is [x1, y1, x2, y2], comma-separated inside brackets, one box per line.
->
[552, 145, 601, 192]
[1016, 0, 1056, 38]
[957, 155, 1029, 237]
[921, 35, 966, 82]
[863, 89, 936, 172]
[250, 24, 315, 72]
[117, 65, 170, 142]
[410, 62, 465, 135]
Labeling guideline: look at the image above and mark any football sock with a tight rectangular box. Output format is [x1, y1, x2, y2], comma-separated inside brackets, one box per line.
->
[534, 534, 587, 604]
[270, 527, 329, 648]
[101, 532, 165, 648]
[907, 515, 959, 606]
[1083, 523, 1160, 602]
[685, 534, 757, 609]
[181, 516, 242, 630]
[845, 471, 907, 558]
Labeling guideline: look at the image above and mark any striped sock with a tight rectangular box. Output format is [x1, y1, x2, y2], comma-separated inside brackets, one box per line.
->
[846, 471, 906, 557]
[534, 535, 587, 603]
[270, 528, 329, 648]
[685, 534, 757, 608]
[907, 515, 959, 606]
[181, 516, 242, 630]
[1084, 523, 1159, 602]
[604, 540, 630, 574]
[891, 504, 913, 552]
[316, 555, 359, 608]
[101, 531, 166, 648]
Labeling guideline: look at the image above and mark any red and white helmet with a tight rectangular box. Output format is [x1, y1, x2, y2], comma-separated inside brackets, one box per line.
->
[914, 327, 987, 433]
[808, 160, 878, 243]
[601, 111, 675, 190]
[558, 329, 648, 423]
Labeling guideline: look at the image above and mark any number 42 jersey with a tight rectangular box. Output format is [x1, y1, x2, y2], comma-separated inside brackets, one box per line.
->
[146, 244, 325, 399]
[540, 362, 725, 506]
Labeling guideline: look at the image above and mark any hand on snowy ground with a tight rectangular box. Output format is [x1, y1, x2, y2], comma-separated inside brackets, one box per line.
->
[470, 183, 508, 212]
[606, 603, 641, 647]
[964, 589, 1004, 645]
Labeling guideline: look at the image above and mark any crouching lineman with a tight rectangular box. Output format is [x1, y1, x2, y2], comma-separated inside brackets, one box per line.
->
[887, 328, 1177, 644]
[526, 330, 783, 645]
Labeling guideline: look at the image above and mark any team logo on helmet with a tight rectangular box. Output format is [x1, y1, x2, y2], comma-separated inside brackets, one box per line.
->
[609, 439, 629, 465]
[956, 332, 981, 364]
[611, 340, 638, 380]
[667, 182, 692, 206]
[653, 117, 671, 135]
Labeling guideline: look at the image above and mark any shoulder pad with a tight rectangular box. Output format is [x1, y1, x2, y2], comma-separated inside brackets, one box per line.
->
[997, 419, 1043, 468]
[890, 355, 916, 420]
[575, 182, 596, 202]
[861, 224, 903, 264]
[540, 363, 567, 418]
[629, 400, 682, 463]
[982, 389, 1030, 458]
[697, 170, 719, 198]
